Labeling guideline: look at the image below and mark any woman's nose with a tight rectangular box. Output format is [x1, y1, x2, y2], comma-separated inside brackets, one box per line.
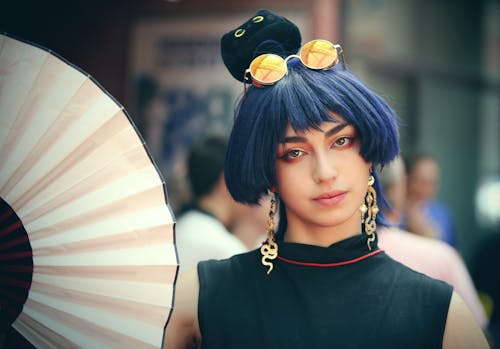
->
[312, 152, 338, 184]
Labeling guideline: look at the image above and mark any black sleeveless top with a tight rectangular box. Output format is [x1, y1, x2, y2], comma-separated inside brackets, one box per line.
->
[198, 234, 453, 349]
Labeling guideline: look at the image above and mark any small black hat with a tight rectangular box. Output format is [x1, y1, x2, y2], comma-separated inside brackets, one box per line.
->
[220, 9, 302, 82]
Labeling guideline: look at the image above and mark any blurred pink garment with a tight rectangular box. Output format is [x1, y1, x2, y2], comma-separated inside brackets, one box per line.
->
[378, 226, 487, 329]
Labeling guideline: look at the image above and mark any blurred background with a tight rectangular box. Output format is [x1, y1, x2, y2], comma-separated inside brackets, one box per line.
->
[1, 0, 499, 265]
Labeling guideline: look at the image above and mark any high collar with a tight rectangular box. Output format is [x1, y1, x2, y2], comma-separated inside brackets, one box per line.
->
[277, 233, 382, 266]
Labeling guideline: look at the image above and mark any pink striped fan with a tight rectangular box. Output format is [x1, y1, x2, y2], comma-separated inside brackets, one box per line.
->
[0, 33, 178, 348]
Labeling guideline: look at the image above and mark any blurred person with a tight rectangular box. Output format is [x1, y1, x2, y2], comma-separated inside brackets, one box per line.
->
[378, 157, 488, 329]
[473, 232, 500, 348]
[165, 9, 488, 349]
[175, 135, 248, 273]
[472, 179, 500, 347]
[404, 153, 458, 246]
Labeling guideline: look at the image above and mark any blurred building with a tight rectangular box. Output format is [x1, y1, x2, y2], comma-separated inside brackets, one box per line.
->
[2, 0, 499, 264]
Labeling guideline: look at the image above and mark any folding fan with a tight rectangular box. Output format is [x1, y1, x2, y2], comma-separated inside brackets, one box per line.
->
[0, 33, 178, 348]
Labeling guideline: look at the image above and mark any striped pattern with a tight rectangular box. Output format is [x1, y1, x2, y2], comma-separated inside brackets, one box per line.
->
[0, 197, 33, 330]
[0, 34, 177, 348]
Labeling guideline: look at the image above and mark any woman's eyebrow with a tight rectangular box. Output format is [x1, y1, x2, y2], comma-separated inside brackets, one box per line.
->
[283, 123, 350, 143]
[283, 135, 306, 143]
[324, 122, 349, 137]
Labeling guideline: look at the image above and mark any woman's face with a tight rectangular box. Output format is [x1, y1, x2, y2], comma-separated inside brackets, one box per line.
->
[275, 114, 371, 241]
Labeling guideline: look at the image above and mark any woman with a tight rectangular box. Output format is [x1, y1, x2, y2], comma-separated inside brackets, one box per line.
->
[164, 9, 488, 349]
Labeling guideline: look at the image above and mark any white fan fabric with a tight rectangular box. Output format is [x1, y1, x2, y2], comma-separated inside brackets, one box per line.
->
[0, 34, 177, 349]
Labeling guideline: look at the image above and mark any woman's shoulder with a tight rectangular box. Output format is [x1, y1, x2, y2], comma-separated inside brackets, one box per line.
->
[197, 248, 262, 277]
[377, 250, 454, 295]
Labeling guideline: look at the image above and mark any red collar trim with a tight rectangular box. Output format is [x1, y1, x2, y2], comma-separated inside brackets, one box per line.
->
[277, 249, 384, 267]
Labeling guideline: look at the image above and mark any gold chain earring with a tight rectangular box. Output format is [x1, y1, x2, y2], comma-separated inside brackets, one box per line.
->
[361, 175, 379, 250]
[260, 196, 278, 274]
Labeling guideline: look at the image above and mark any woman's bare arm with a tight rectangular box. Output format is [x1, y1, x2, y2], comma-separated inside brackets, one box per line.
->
[163, 268, 201, 349]
[443, 291, 490, 349]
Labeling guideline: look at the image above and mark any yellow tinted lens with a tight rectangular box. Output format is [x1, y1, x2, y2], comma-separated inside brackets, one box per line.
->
[300, 40, 338, 70]
[249, 54, 287, 85]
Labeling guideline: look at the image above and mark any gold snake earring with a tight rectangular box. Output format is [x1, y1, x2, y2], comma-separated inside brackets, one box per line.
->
[260, 196, 278, 274]
[360, 175, 379, 250]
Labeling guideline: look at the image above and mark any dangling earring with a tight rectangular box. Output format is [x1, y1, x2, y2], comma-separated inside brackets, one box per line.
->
[260, 195, 278, 274]
[360, 175, 379, 250]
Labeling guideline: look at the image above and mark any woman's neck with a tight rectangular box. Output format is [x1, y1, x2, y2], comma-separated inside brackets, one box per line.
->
[283, 215, 362, 247]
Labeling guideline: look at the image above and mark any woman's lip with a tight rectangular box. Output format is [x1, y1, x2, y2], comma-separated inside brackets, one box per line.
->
[313, 191, 347, 206]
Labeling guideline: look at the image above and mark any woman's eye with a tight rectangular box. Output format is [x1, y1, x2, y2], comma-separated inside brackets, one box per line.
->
[280, 149, 304, 160]
[334, 137, 353, 147]
[288, 149, 303, 158]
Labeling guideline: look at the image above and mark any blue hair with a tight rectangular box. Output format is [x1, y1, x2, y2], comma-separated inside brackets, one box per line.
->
[224, 59, 400, 231]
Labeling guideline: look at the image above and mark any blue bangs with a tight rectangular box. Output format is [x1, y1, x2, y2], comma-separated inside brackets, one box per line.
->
[279, 60, 400, 165]
[224, 60, 400, 212]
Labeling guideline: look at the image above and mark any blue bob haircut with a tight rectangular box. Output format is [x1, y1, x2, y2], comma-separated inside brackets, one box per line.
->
[224, 58, 400, 233]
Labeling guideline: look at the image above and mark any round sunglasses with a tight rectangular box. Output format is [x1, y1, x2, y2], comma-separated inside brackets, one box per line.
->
[243, 39, 344, 92]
